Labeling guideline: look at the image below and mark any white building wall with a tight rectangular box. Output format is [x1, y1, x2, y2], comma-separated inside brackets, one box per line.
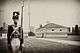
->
[36, 28, 69, 38]
[46, 28, 69, 33]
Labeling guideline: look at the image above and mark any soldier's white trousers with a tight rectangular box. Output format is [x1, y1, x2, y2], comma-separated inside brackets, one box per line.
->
[11, 38, 20, 53]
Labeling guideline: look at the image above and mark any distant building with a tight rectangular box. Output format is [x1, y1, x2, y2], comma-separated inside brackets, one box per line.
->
[0, 22, 8, 38]
[72, 25, 80, 35]
[35, 23, 70, 38]
[0, 22, 8, 33]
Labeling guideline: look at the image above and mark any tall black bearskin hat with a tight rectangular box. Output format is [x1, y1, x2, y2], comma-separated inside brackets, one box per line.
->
[12, 12, 20, 20]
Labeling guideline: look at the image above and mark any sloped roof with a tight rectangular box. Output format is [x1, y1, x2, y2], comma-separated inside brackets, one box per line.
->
[36, 23, 69, 30]
[43, 23, 68, 28]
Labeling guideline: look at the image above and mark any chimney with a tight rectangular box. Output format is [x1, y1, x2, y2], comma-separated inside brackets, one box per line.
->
[40, 24, 42, 28]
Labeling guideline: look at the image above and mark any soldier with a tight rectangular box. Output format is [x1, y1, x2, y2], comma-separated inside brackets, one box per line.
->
[7, 12, 23, 53]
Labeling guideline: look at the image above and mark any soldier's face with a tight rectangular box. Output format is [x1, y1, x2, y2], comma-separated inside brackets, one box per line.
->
[13, 19, 19, 25]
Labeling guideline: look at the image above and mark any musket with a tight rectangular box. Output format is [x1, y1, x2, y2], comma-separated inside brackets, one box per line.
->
[21, 0, 24, 44]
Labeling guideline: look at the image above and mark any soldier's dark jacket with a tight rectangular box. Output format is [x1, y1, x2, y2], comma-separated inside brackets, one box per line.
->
[7, 25, 23, 45]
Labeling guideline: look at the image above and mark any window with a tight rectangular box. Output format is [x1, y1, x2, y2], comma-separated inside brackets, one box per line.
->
[60, 29, 62, 31]
[52, 29, 54, 31]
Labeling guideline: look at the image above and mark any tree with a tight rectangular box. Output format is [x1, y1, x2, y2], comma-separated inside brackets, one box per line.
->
[28, 31, 36, 36]
[75, 25, 79, 35]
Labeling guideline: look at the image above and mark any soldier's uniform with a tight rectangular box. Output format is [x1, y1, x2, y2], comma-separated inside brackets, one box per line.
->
[7, 25, 23, 46]
[7, 12, 23, 51]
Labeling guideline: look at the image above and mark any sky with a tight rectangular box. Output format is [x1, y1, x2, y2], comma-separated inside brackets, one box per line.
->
[0, 0, 80, 32]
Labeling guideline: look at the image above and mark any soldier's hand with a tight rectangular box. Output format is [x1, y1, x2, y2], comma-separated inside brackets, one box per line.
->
[22, 43, 24, 47]
[20, 27, 23, 30]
